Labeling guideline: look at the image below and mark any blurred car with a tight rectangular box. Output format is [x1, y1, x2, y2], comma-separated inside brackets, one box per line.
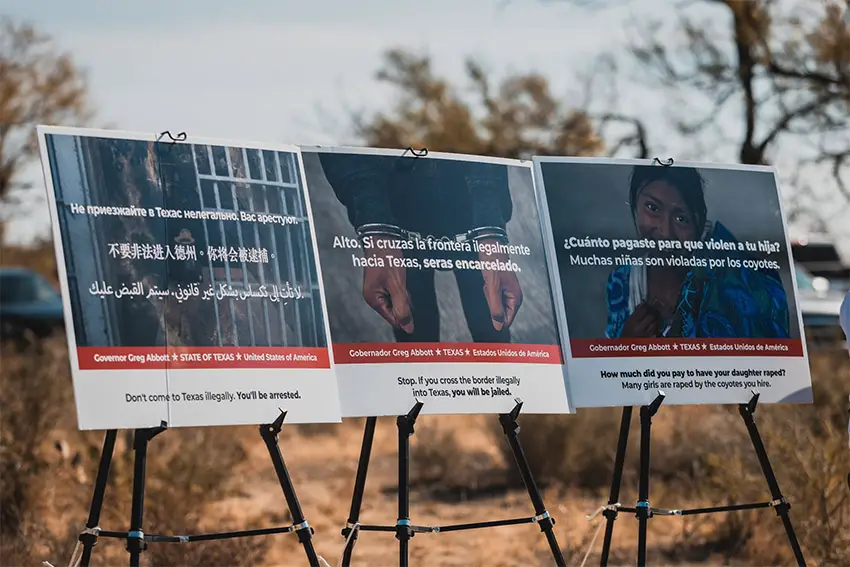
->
[0, 267, 65, 342]
[791, 235, 850, 285]
[794, 264, 845, 346]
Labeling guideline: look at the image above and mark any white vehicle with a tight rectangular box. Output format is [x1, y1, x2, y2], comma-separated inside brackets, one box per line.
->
[795, 264, 846, 347]
[791, 235, 850, 292]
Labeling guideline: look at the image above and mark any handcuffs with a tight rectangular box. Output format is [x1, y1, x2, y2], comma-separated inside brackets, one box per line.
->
[355, 223, 510, 246]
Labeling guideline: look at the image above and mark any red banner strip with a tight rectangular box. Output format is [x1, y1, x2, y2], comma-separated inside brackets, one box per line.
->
[77, 346, 330, 370]
[333, 342, 563, 364]
[570, 338, 804, 358]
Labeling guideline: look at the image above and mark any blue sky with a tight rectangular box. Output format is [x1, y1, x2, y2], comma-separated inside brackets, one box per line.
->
[3, 0, 847, 253]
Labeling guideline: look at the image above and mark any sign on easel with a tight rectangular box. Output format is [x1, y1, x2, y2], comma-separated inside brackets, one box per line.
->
[533, 157, 812, 408]
[301, 146, 572, 417]
[37, 126, 342, 429]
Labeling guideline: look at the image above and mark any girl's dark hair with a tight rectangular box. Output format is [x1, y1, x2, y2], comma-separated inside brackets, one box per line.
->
[628, 165, 707, 232]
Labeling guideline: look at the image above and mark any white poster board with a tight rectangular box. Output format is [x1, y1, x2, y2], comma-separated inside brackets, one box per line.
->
[37, 126, 342, 429]
[301, 146, 572, 417]
[533, 156, 813, 408]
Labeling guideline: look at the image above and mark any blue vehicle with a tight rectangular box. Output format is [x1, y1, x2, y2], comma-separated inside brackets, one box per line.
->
[0, 267, 65, 341]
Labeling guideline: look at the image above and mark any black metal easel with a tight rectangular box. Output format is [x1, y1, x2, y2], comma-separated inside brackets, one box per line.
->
[598, 391, 806, 567]
[75, 409, 321, 567]
[339, 399, 567, 567]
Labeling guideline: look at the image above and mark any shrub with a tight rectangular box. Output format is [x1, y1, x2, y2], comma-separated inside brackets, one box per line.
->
[0, 334, 72, 564]
[0, 336, 269, 566]
[694, 351, 850, 566]
[491, 408, 624, 490]
[489, 351, 849, 565]
[410, 416, 506, 500]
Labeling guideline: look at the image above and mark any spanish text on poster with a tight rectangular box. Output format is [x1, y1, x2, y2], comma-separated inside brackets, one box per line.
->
[533, 157, 812, 408]
[302, 147, 572, 417]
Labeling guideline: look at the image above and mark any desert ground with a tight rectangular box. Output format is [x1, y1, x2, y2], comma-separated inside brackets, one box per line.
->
[4, 335, 847, 567]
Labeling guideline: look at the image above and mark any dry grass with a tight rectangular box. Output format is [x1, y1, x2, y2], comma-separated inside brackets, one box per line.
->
[0, 334, 80, 566]
[475, 349, 850, 566]
[693, 351, 850, 567]
[410, 416, 506, 501]
[1, 325, 848, 565]
[0, 335, 268, 567]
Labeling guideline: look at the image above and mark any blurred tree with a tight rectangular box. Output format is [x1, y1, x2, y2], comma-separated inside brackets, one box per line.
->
[553, 0, 850, 228]
[356, 1, 848, 224]
[354, 49, 606, 159]
[0, 17, 91, 204]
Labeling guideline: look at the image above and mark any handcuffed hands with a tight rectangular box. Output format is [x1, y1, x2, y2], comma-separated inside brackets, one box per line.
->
[478, 238, 522, 331]
[361, 237, 414, 334]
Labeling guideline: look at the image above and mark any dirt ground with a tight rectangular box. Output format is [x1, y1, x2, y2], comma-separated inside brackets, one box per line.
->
[192, 415, 756, 567]
[20, 337, 847, 567]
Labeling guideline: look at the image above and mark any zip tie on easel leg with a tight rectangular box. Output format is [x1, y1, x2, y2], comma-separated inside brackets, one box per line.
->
[769, 496, 789, 515]
[586, 503, 621, 521]
[43, 526, 102, 567]
[579, 504, 620, 567]
[532, 511, 551, 524]
[335, 522, 361, 567]
[395, 518, 441, 535]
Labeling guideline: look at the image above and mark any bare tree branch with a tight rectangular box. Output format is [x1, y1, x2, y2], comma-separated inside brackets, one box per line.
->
[0, 17, 92, 203]
[541, 0, 849, 236]
[596, 113, 649, 158]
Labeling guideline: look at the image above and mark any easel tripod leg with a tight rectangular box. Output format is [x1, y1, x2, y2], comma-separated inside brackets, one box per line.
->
[498, 401, 567, 567]
[599, 407, 633, 567]
[396, 402, 423, 567]
[260, 411, 321, 567]
[738, 394, 806, 567]
[78, 429, 117, 567]
[127, 422, 167, 567]
[636, 393, 664, 567]
[340, 416, 378, 567]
